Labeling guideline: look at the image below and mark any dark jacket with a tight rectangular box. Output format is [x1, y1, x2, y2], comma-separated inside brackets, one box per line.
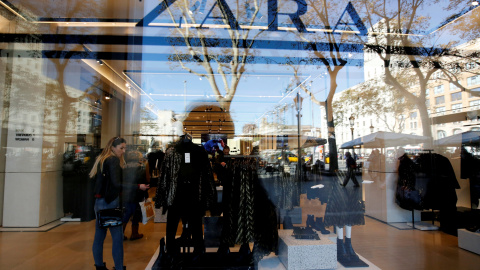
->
[122, 164, 147, 204]
[155, 141, 217, 213]
[346, 155, 356, 169]
[397, 154, 416, 189]
[94, 156, 123, 204]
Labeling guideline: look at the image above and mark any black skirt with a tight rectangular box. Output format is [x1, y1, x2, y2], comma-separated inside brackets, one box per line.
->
[324, 178, 365, 227]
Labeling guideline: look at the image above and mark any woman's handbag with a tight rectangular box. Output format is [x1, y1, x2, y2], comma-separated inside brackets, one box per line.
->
[96, 208, 123, 228]
[96, 166, 123, 228]
[139, 198, 155, 224]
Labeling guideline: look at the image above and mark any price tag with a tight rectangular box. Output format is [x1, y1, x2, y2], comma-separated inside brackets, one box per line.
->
[185, 153, 191, 163]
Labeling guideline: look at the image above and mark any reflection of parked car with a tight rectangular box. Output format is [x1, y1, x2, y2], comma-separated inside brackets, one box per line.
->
[264, 162, 280, 174]
[278, 153, 298, 163]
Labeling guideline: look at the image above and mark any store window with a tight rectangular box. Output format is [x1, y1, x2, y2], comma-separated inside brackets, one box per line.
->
[435, 95, 445, 105]
[467, 75, 480, 86]
[450, 82, 460, 91]
[434, 85, 444, 94]
[453, 128, 463, 134]
[2, 1, 480, 269]
[470, 100, 480, 110]
[452, 103, 462, 113]
[437, 130, 447, 139]
[436, 106, 446, 116]
[451, 91, 462, 101]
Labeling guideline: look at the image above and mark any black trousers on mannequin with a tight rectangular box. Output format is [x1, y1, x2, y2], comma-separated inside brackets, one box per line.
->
[166, 203, 204, 255]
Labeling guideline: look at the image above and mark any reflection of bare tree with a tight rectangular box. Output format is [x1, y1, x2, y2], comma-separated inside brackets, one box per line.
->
[165, 0, 265, 111]
[140, 107, 160, 135]
[361, 0, 480, 141]
[41, 0, 101, 155]
[287, 0, 365, 171]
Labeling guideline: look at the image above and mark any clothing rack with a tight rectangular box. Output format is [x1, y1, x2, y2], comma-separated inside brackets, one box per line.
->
[224, 155, 260, 169]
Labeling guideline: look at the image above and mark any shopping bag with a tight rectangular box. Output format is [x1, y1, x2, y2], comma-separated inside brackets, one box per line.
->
[139, 199, 155, 224]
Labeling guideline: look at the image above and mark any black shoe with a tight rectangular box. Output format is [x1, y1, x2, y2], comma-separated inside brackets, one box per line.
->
[337, 239, 350, 263]
[344, 238, 360, 260]
[313, 217, 330, 235]
[94, 262, 108, 270]
[306, 214, 315, 228]
[283, 216, 293, 229]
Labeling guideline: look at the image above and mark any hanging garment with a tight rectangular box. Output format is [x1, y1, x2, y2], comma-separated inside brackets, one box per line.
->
[395, 154, 423, 211]
[219, 157, 278, 262]
[154, 140, 217, 213]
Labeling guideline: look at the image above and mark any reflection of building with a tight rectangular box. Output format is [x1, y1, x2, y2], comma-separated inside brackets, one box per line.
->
[353, 23, 480, 142]
[139, 110, 176, 151]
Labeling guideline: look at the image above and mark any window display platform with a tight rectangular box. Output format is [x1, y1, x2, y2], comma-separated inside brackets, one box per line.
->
[458, 229, 480, 255]
[278, 229, 336, 270]
[149, 238, 254, 270]
[146, 245, 383, 270]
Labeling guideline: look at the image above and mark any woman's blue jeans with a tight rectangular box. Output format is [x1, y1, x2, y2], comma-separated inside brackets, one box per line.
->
[92, 197, 124, 269]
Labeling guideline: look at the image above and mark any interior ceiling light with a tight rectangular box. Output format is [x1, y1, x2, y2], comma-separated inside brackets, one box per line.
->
[473, 0, 479, 5]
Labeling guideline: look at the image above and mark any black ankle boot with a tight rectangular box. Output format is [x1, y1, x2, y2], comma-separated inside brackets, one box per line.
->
[94, 262, 108, 270]
[337, 239, 349, 263]
[344, 238, 359, 260]
[314, 217, 330, 235]
[306, 214, 315, 228]
[283, 216, 293, 229]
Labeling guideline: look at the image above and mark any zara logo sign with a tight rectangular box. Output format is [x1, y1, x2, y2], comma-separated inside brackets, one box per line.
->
[137, 0, 367, 36]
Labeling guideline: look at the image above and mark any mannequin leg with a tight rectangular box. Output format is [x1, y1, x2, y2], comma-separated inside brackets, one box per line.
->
[345, 225, 352, 238]
[336, 226, 343, 239]
[336, 226, 348, 261]
[166, 207, 182, 255]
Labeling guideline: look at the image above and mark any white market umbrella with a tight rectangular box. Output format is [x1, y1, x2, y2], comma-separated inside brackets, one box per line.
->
[435, 131, 480, 147]
[340, 131, 431, 149]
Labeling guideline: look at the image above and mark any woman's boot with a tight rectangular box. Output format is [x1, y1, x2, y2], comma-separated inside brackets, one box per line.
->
[130, 224, 144, 240]
[94, 262, 108, 270]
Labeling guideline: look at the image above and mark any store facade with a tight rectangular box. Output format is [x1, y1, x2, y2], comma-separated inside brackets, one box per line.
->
[1, 0, 480, 266]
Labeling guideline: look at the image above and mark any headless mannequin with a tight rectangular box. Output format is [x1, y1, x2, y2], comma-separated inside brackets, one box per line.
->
[165, 135, 205, 257]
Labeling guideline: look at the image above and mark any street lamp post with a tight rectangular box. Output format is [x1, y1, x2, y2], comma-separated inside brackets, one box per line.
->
[349, 115, 355, 156]
[294, 91, 303, 181]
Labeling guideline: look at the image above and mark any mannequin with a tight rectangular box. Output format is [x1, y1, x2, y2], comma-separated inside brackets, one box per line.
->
[324, 171, 365, 265]
[155, 134, 216, 258]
